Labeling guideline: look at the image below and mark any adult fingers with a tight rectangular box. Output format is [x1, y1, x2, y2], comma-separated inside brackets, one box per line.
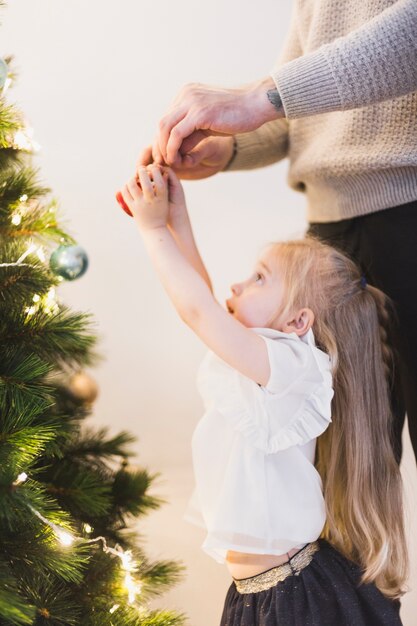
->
[158, 109, 187, 165]
[173, 165, 218, 180]
[179, 129, 210, 156]
[152, 137, 165, 165]
[184, 137, 218, 165]
[137, 145, 153, 167]
[164, 114, 199, 165]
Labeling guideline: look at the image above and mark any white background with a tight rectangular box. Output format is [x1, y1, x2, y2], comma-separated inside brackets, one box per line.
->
[2, 1, 416, 625]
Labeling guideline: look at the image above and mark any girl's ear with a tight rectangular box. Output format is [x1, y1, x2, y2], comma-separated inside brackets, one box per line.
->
[282, 308, 315, 336]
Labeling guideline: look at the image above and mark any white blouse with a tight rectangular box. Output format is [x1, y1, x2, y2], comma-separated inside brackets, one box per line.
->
[184, 327, 334, 564]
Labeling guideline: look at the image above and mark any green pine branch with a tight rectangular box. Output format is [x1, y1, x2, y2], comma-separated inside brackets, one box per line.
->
[0, 247, 59, 310]
[42, 460, 112, 518]
[21, 575, 82, 626]
[63, 428, 136, 464]
[0, 348, 53, 411]
[111, 468, 164, 519]
[0, 306, 98, 369]
[0, 101, 22, 149]
[0, 24, 187, 623]
[0, 563, 35, 625]
[0, 168, 48, 217]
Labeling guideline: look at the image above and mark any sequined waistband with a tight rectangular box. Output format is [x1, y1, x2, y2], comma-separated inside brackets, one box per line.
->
[233, 541, 319, 594]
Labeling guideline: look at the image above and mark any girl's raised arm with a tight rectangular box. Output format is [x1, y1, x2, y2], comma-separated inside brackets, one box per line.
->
[164, 167, 212, 292]
[119, 165, 270, 387]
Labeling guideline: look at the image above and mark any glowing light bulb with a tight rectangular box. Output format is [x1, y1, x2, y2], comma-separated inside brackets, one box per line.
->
[125, 572, 139, 604]
[14, 130, 32, 151]
[3, 77, 12, 94]
[13, 128, 40, 152]
[33, 294, 40, 303]
[11, 214, 21, 225]
[109, 604, 120, 614]
[13, 472, 28, 487]
[120, 550, 135, 572]
[56, 529, 74, 546]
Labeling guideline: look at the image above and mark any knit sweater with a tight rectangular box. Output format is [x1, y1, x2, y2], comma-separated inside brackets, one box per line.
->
[226, 0, 417, 223]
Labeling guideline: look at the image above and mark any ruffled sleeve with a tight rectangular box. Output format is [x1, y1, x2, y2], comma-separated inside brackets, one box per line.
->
[196, 328, 333, 454]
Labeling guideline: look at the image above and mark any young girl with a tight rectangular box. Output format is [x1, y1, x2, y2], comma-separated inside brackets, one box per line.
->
[117, 165, 408, 625]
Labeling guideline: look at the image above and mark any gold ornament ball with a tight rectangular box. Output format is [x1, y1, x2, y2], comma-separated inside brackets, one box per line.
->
[68, 372, 99, 403]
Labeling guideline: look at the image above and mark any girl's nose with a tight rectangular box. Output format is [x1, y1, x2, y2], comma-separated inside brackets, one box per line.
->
[231, 282, 242, 296]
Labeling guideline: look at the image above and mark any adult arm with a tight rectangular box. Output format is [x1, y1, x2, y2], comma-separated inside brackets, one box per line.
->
[138, 4, 301, 176]
[274, 0, 417, 118]
[156, 77, 286, 166]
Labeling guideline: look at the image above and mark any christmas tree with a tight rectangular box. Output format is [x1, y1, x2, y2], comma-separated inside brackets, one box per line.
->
[0, 35, 185, 626]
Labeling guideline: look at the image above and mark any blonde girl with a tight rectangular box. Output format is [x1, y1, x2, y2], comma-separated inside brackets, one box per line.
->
[117, 164, 408, 626]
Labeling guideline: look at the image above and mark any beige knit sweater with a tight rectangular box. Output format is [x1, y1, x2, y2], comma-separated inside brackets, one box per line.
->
[226, 0, 417, 223]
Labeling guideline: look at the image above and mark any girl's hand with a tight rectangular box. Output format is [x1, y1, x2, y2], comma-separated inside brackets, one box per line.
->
[120, 165, 169, 230]
[164, 167, 188, 229]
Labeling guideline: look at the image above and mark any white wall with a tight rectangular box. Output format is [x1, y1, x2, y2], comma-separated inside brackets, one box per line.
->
[2, 2, 416, 625]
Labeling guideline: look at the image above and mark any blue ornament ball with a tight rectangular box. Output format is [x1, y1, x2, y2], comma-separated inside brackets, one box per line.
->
[50, 244, 88, 280]
[0, 58, 8, 91]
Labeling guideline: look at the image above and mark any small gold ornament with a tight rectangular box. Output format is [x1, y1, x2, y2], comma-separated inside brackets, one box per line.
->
[68, 371, 99, 404]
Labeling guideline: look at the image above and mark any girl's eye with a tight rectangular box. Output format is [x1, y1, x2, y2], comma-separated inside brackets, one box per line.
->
[255, 272, 264, 283]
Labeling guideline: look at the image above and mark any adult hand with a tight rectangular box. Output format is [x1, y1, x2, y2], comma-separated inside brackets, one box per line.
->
[154, 77, 281, 166]
[137, 134, 235, 180]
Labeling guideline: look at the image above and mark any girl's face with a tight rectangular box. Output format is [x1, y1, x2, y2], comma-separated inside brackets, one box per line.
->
[226, 254, 285, 329]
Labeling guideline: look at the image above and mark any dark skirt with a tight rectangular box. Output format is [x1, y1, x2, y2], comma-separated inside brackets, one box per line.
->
[220, 540, 402, 626]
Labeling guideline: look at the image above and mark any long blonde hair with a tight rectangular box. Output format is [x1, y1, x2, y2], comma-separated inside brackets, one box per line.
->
[266, 237, 408, 599]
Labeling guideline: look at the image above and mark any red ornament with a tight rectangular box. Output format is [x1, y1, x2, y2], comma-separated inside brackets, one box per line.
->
[115, 191, 133, 217]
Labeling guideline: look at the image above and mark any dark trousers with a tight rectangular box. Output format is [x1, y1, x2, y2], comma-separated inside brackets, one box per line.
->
[307, 199, 417, 464]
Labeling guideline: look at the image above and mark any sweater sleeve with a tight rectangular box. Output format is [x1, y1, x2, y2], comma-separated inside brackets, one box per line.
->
[223, 118, 289, 171]
[273, 0, 417, 119]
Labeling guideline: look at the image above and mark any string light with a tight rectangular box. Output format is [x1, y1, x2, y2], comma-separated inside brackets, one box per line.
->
[84, 539, 143, 605]
[17, 242, 37, 264]
[13, 127, 40, 153]
[10, 195, 32, 228]
[55, 528, 75, 547]
[12, 472, 28, 486]
[0, 238, 61, 316]
[43, 287, 59, 316]
[2, 76, 12, 95]
[19, 478, 143, 605]
[25, 288, 59, 317]
[27, 503, 75, 547]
